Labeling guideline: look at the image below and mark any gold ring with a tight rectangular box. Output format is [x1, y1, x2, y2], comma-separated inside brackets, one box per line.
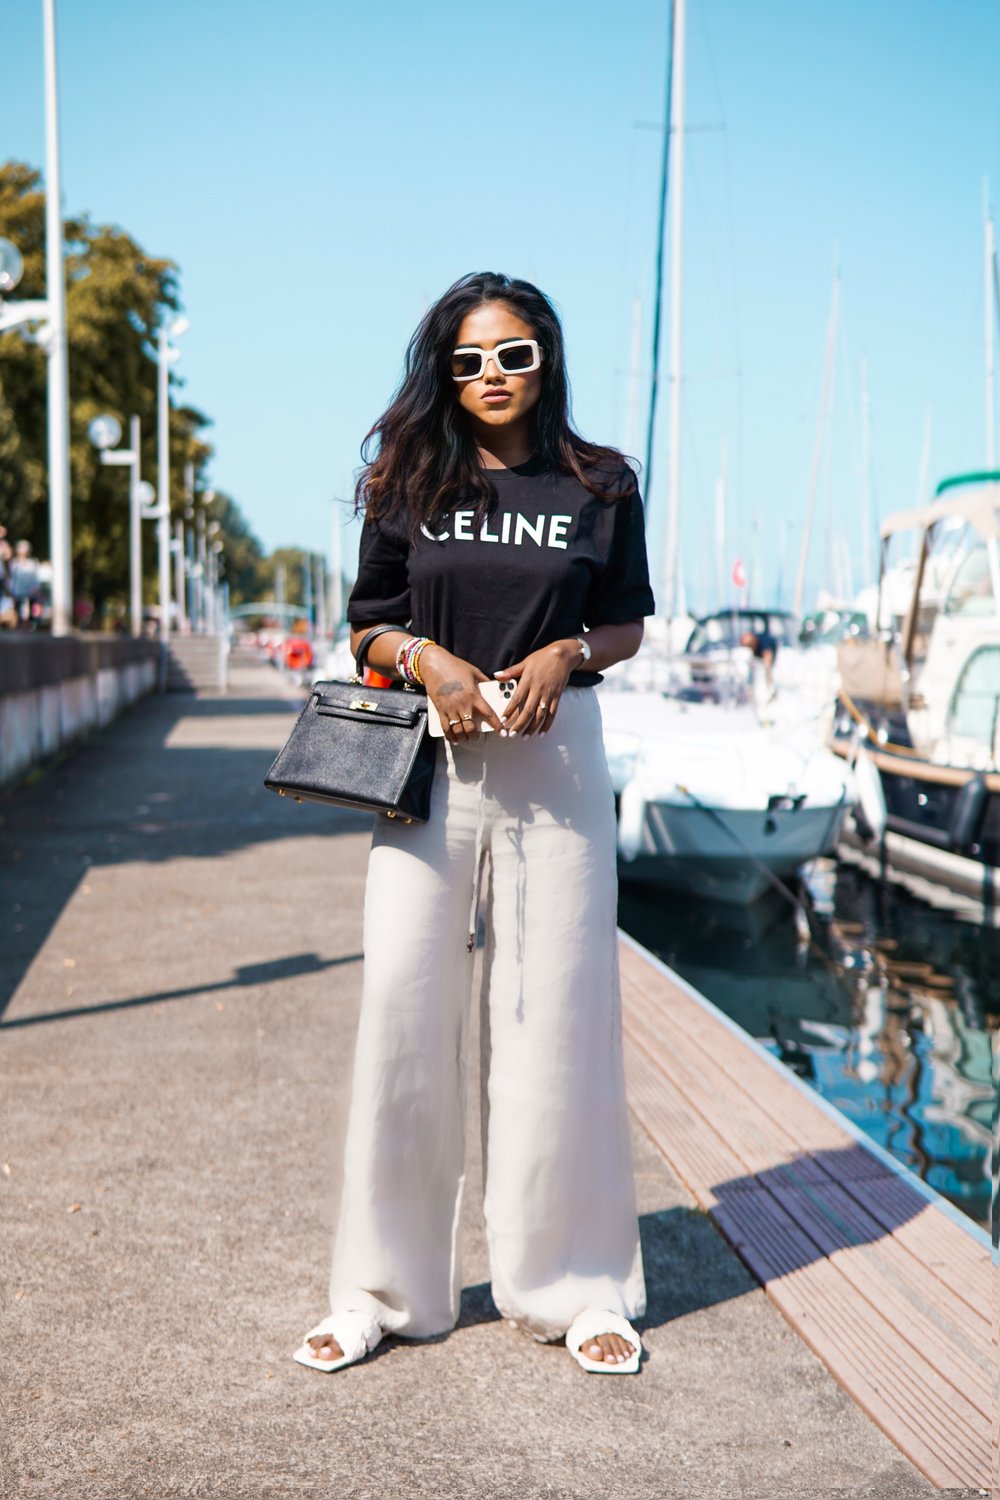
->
[448, 719, 461, 726]
[461, 713, 474, 721]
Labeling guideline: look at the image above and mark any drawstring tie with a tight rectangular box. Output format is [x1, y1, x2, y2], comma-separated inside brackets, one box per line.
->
[466, 791, 488, 952]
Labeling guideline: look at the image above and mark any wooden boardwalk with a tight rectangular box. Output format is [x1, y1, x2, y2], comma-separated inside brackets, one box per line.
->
[618, 932, 993, 1493]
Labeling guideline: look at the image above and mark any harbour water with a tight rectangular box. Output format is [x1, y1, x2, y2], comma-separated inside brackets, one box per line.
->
[617, 861, 997, 1232]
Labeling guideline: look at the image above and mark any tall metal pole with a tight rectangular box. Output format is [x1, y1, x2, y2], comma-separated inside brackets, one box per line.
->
[314, 552, 328, 640]
[196, 508, 207, 632]
[793, 269, 840, 620]
[663, 0, 686, 625]
[860, 356, 874, 589]
[986, 193, 996, 471]
[156, 327, 172, 664]
[329, 505, 343, 632]
[42, 0, 72, 636]
[173, 519, 186, 633]
[303, 551, 314, 630]
[181, 460, 194, 631]
[714, 437, 727, 605]
[129, 414, 142, 637]
[644, 0, 676, 496]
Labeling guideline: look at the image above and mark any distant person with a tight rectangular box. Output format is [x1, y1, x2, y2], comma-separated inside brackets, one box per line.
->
[741, 625, 778, 697]
[0, 526, 13, 625]
[8, 540, 40, 627]
[294, 272, 655, 1379]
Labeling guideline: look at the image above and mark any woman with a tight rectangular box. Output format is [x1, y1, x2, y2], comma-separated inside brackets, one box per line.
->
[294, 272, 656, 1376]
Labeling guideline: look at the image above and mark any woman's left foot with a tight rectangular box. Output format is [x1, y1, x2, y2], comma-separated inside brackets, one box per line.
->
[578, 1332, 635, 1365]
[566, 1310, 642, 1373]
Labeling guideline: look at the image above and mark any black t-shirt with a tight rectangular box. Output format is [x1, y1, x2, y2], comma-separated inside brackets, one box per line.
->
[346, 456, 656, 685]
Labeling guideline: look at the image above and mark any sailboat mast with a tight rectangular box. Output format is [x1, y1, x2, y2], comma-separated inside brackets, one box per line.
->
[793, 269, 840, 619]
[860, 356, 875, 589]
[986, 190, 996, 470]
[643, 2, 676, 495]
[714, 437, 727, 604]
[664, 0, 687, 625]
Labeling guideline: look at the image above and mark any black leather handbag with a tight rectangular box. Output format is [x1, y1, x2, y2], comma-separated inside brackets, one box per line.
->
[263, 625, 437, 822]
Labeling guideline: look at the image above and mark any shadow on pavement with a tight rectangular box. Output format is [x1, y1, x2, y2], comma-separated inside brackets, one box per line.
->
[0, 681, 373, 1019]
[0, 949, 364, 1030]
[449, 1203, 756, 1337]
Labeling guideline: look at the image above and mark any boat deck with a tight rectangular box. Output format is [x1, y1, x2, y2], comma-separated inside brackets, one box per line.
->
[618, 932, 993, 1493]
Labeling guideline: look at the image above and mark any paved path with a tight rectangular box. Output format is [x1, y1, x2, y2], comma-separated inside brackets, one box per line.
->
[1, 658, 973, 1499]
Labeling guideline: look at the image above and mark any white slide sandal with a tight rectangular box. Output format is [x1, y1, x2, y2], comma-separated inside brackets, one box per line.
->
[565, 1309, 642, 1375]
[292, 1308, 383, 1372]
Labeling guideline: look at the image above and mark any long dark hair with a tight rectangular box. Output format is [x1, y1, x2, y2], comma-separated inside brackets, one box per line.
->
[355, 272, 633, 536]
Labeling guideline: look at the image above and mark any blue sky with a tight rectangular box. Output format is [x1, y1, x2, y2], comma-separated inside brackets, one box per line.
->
[3, 0, 999, 613]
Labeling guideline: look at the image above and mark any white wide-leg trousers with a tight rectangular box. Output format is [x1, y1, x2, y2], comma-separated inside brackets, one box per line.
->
[329, 686, 646, 1342]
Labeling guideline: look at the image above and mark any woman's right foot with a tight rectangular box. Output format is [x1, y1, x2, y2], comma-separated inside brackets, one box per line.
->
[308, 1333, 344, 1361]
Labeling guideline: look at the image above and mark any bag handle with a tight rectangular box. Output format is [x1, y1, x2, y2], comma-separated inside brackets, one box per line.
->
[353, 623, 407, 677]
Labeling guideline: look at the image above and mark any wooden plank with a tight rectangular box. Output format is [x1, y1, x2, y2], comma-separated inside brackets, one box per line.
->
[621, 944, 988, 1315]
[764, 1160, 988, 1347]
[619, 936, 991, 1492]
[766, 1180, 989, 1407]
[712, 1189, 989, 1491]
[623, 991, 842, 1178]
[622, 947, 855, 1153]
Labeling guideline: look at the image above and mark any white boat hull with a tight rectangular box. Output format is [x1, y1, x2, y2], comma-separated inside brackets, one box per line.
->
[619, 799, 846, 904]
[600, 691, 852, 906]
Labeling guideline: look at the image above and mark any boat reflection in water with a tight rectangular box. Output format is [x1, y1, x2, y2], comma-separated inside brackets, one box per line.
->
[617, 859, 996, 1231]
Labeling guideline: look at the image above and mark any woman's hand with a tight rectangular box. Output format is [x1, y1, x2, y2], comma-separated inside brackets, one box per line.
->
[492, 640, 581, 738]
[420, 645, 506, 743]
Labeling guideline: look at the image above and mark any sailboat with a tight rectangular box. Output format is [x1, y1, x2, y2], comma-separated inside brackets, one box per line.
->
[599, 0, 851, 905]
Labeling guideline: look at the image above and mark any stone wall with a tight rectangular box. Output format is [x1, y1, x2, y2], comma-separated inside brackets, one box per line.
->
[0, 636, 159, 791]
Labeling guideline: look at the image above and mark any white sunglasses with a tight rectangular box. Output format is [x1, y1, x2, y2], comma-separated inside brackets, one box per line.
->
[450, 338, 542, 382]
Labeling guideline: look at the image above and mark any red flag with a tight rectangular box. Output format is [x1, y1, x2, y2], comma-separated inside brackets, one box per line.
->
[731, 557, 747, 589]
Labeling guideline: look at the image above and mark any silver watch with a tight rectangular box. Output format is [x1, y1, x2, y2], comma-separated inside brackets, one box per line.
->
[575, 636, 591, 664]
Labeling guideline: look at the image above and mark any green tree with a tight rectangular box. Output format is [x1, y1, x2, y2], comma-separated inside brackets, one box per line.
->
[202, 490, 268, 606]
[0, 372, 31, 537]
[259, 547, 320, 611]
[0, 161, 213, 617]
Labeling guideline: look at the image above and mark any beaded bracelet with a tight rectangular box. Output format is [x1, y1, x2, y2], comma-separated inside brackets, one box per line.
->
[396, 635, 435, 686]
[409, 639, 432, 685]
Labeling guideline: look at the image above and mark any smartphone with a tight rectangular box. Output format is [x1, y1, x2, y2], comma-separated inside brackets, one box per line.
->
[426, 678, 516, 737]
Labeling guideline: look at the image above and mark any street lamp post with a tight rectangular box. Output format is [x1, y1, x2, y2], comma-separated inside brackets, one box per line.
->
[152, 316, 189, 656]
[87, 413, 156, 637]
[0, 3, 71, 635]
[42, 0, 71, 636]
[211, 536, 225, 633]
[173, 518, 187, 634]
[0, 0, 75, 636]
[329, 499, 344, 635]
[207, 520, 222, 632]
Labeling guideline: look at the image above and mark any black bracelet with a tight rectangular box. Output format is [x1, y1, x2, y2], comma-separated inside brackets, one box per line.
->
[353, 623, 407, 674]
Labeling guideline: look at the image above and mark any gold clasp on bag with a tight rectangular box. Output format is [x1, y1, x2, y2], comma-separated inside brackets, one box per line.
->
[349, 698, 379, 711]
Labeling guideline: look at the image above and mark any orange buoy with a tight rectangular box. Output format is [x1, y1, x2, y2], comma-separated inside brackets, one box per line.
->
[284, 638, 314, 671]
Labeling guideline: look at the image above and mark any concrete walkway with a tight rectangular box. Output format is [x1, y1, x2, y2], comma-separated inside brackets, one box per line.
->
[1, 657, 975, 1499]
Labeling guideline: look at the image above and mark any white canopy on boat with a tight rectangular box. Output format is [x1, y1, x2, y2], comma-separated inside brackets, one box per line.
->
[879, 474, 1000, 542]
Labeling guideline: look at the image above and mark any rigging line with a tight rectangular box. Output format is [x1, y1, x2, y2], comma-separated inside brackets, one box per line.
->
[672, 779, 836, 958]
[643, 0, 676, 497]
